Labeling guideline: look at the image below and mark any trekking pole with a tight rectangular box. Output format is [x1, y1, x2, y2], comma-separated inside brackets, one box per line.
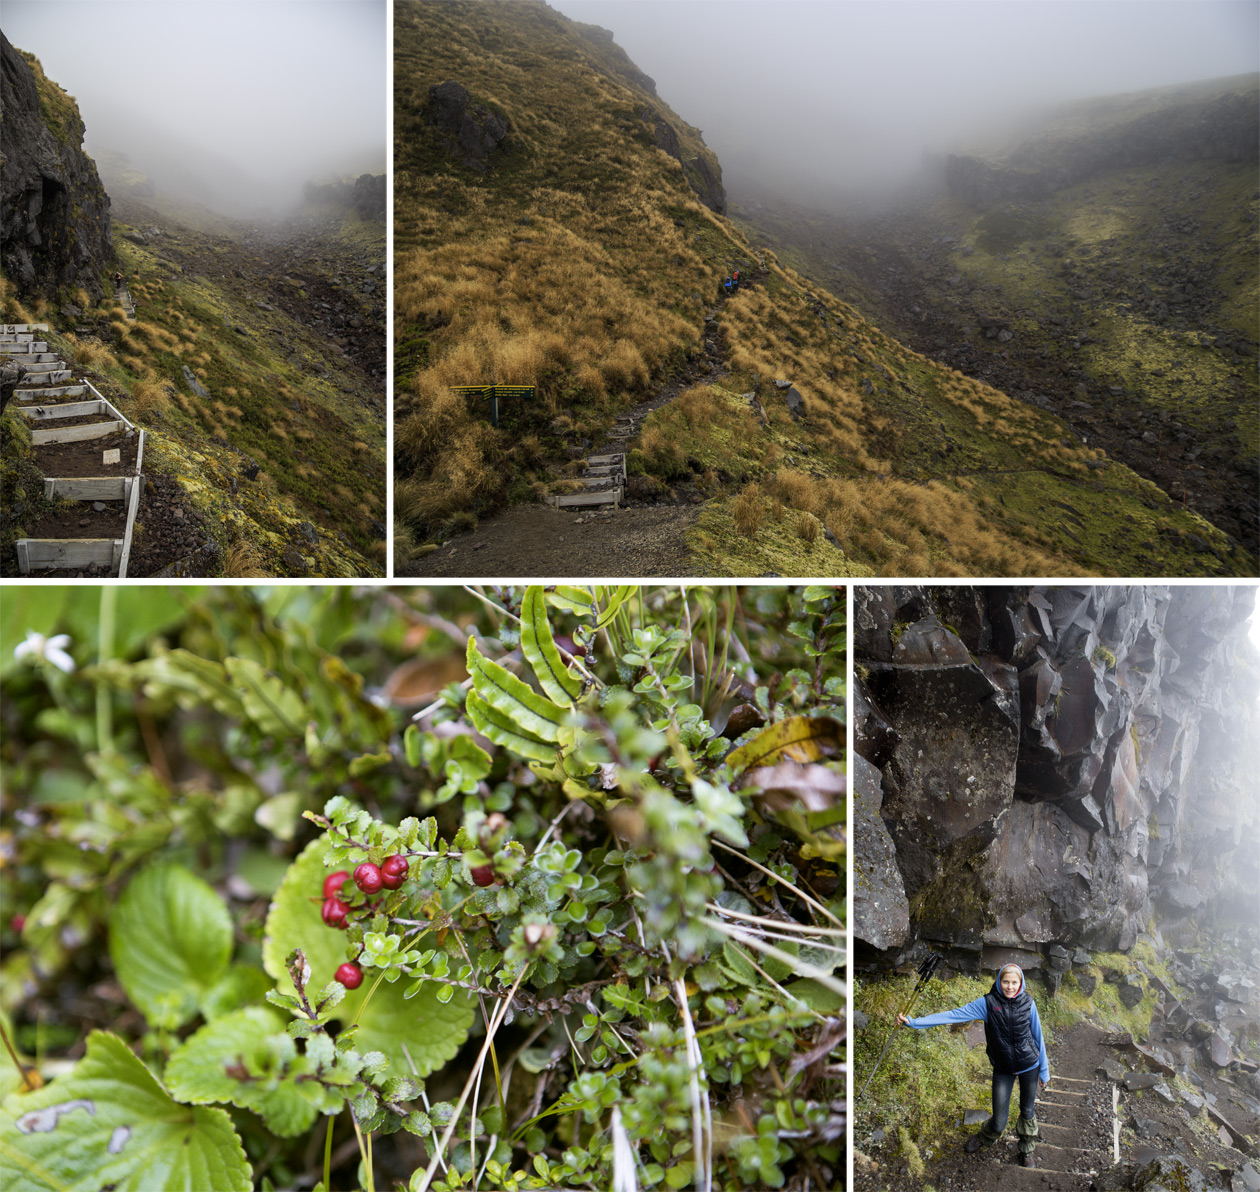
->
[856, 952, 943, 1104]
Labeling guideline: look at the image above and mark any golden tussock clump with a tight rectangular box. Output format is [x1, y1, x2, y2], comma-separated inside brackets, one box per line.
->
[732, 482, 764, 537]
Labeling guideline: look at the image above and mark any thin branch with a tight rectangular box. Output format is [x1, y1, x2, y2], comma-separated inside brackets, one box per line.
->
[704, 902, 848, 937]
[704, 918, 849, 1001]
[711, 840, 842, 927]
[414, 968, 526, 1192]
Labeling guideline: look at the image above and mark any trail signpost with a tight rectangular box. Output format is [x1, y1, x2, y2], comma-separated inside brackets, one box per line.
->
[450, 383, 535, 428]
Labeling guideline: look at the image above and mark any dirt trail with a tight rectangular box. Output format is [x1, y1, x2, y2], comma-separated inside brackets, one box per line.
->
[407, 273, 755, 578]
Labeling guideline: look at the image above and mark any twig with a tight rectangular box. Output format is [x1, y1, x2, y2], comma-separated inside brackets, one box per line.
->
[705, 918, 848, 1001]
[711, 840, 842, 927]
[669, 958, 711, 1192]
[704, 902, 848, 937]
[414, 968, 527, 1192]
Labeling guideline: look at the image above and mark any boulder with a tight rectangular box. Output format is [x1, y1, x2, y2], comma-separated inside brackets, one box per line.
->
[0, 34, 113, 301]
[423, 81, 511, 172]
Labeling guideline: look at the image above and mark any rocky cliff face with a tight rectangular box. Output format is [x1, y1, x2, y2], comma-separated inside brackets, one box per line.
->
[854, 586, 1260, 978]
[0, 35, 112, 300]
[945, 74, 1259, 209]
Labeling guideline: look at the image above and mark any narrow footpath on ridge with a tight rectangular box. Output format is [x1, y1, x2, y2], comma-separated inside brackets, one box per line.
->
[414, 267, 762, 578]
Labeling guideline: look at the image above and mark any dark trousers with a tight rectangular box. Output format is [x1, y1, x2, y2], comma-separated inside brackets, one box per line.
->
[978, 1068, 1039, 1153]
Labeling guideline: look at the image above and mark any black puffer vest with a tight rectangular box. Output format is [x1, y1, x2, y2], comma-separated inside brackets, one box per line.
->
[983, 981, 1039, 1074]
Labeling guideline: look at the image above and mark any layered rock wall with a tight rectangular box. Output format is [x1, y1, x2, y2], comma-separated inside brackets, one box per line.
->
[1, 35, 112, 300]
[855, 586, 1260, 977]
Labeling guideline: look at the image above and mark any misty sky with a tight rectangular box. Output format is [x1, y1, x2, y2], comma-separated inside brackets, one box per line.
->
[3, 0, 385, 216]
[549, 0, 1260, 198]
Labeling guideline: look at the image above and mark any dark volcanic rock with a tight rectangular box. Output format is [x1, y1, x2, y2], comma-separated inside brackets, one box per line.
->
[0, 35, 112, 300]
[423, 81, 511, 172]
[854, 586, 1260, 969]
[853, 752, 910, 952]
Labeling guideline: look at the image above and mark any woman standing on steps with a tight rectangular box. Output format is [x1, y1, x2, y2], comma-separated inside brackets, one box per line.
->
[898, 963, 1050, 1168]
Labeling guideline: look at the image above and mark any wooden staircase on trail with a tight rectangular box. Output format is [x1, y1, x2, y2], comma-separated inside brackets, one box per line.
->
[547, 450, 626, 510]
[4, 324, 145, 577]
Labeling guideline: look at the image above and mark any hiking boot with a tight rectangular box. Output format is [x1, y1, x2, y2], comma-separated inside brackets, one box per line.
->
[1019, 1153, 1036, 1168]
[965, 1133, 985, 1154]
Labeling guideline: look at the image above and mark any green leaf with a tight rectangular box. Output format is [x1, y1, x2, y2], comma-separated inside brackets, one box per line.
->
[593, 585, 636, 630]
[0, 1031, 250, 1192]
[108, 864, 233, 1029]
[224, 657, 305, 737]
[465, 692, 558, 764]
[466, 637, 565, 743]
[520, 587, 581, 706]
[262, 839, 473, 1077]
[166, 1008, 324, 1137]
[545, 586, 594, 616]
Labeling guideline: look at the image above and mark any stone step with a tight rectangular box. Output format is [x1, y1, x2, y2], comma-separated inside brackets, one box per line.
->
[549, 488, 621, 509]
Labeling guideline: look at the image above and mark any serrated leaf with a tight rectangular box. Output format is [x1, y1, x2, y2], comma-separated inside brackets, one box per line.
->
[166, 1008, 320, 1137]
[0, 1031, 250, 1192]
[108, 864, 233, 1029]
[466, 692, 558, 764]
[224, 656, 305, 737]
[466, 637, 565, 743]
[262, 840, 473, 1077]
[725, 716, 843, 775]
[521, 587, 581, 706]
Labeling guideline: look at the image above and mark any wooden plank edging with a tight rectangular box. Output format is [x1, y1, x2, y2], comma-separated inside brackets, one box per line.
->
[118, 472, 143, 579]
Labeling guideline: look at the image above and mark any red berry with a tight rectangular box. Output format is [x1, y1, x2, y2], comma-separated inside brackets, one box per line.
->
[354, 862, 383, 894]
[335, 962, 363, 989]
[470, 863, 497, 888]
[321, 898, 349, 929]
[322, 871, 350, 899]
[381, 854, 409, 889]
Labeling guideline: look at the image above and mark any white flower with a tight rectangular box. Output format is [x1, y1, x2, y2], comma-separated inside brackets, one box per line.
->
[14, 632, 76, 674]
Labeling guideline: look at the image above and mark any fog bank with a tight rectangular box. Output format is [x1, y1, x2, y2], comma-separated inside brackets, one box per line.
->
[2, 0, 386, 218]
[549, 0, 1259, 202]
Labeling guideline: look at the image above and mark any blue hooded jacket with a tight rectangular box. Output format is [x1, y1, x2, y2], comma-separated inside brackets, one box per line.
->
[905, 964, 1050, 1081]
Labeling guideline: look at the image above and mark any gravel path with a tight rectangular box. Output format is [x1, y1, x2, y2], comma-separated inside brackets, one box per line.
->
[411, 502, 701, 578]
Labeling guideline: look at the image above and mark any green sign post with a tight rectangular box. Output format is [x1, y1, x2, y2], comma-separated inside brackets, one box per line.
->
[449, 384, 536, 428]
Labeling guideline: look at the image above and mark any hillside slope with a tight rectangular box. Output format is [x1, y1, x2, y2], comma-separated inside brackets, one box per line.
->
[1, 45, 386, 576]
[736, 75, 1259, 564]
[394, 1, 1250, 577]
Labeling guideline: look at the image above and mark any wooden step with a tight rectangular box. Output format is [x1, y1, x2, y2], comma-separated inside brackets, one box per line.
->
[1, 352, 60, 364]
[17, 400, 108, 421]
[549, 488, 621, 508]
[32, 421, 124, 445]
[15, 537, 124, 574]
[0, 341, 49, 353]
[44, 476, 137, 501]
[15, 385, 87, 400]
[1, 323, 51, 333]
[586, 453, 625, 466]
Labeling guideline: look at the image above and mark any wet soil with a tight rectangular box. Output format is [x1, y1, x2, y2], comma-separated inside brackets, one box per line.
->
[33, 431, 139, 477]
[26, 502, 126, 539]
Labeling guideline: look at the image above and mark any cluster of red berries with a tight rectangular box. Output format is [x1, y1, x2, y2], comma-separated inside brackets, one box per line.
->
[318, 855, 410, 990]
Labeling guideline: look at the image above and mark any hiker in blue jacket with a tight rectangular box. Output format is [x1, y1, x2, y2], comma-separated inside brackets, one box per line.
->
[898, 963, 1049, 1167]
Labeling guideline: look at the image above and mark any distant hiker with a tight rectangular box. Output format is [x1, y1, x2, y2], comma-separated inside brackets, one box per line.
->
[723, 277, 733, 294]
[733, 269, 740, 284]
[898, 963, 1049, 1167]
[113, 272, 124, 288]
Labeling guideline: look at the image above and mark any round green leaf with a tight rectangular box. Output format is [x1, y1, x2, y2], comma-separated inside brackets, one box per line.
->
[108, 864, 233, 1029]
[166, 1008, 320, 1137]
[262, 839, 474, 1076]
[0, 1031, 250, 1191]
